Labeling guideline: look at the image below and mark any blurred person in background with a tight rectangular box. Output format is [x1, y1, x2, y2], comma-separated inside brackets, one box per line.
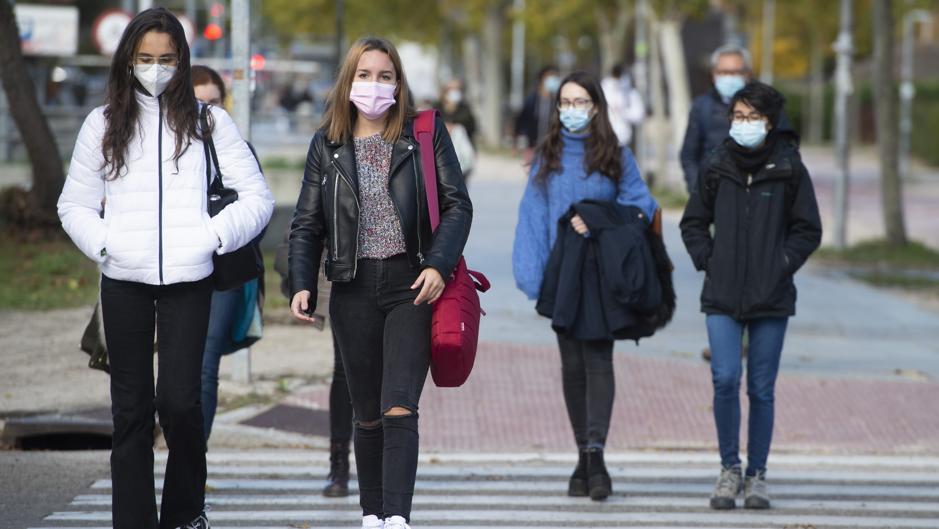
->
[680, 82, 821, 512]
[680, 44, 753, 194]
[438, 79, 477, 148]
[191, 65, 267, 446]
[600, 63, 645, 149]
[515, 65, 561, 163]
[57, 8, 273, 529]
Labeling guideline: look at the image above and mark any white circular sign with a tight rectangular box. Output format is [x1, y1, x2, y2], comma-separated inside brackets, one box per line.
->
[93, 10, 132, 56]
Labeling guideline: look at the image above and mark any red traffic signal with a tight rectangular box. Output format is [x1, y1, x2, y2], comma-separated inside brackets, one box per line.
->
[203, 23, 222, 41]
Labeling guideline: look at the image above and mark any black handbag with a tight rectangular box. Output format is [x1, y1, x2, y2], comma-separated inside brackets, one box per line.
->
[200, 105, 263, 291]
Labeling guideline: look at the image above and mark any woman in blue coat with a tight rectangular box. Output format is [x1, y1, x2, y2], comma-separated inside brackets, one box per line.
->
[512, 71, 657, 501]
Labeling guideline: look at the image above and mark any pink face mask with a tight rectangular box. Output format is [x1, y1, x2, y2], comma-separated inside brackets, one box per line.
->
[349, 81, 397, 120]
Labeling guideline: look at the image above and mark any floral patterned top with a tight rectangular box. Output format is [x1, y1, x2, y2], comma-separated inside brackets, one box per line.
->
[353, 133, 407, 259]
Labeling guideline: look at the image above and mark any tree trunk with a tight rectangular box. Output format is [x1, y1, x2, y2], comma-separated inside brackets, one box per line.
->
[594, 0, 631, 75]
[0, 0, 65, 228]
[871, 0, 907, 246]
[807, 32, 825, 144]
[480, 1, 507, 147]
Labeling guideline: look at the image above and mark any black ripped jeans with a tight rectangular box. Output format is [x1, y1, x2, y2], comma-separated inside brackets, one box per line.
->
[556, 334, 615, 450]
[329, 255, 432, 522]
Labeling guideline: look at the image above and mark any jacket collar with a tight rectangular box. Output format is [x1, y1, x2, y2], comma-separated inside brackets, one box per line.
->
[134, 88, 161, 112]
[324, 117, 419, 192]
[710, 139, 795, 185]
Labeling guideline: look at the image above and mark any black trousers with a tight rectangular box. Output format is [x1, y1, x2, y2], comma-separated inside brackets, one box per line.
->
[329, 255, 432, 522]
[330, 331, 353, 444]
[100, 275, 212, 529]
[556, 334, 615, 450]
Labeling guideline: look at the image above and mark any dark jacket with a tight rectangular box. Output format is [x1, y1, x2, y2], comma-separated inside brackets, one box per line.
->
[537, 200, 673, 342]
[679, 132, 822, 320]
[439, 101, 478, 147]
[680, 87, 793, 193]
[288, 115, 473, 307]
[515, 91, 553, 148]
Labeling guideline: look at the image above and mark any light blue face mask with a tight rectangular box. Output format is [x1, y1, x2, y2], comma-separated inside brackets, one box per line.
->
[560, 108, 593, 132]
[714, 75, 746, 100]
[729, 119, 769, 148]
[544, 75, 561, 94]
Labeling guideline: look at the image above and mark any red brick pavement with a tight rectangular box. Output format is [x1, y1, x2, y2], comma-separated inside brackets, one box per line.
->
[288, 341, 939, 454]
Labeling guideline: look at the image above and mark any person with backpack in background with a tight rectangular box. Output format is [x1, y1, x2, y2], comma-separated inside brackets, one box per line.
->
[57, 8, 273, 529]
[288, 37, 472, 529]
[680, 81, 821, 511]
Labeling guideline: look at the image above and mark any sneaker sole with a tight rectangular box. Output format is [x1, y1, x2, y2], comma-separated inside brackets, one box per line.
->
[710, 497, 736, 510]
[744, 497, 770, 509]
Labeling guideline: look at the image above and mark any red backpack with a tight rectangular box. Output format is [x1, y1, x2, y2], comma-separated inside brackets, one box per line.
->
[414, 110, 490, 387]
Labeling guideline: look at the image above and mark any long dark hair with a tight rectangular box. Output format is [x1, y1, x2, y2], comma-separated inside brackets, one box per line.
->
[533, 71, 622, 185]
[101, 7, 202, 179]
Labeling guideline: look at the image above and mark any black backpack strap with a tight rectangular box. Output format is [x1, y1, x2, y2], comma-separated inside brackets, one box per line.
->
[199, 103, 222, 187]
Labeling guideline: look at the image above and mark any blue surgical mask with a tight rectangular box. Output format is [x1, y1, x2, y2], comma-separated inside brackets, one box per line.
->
[560, 108, 592, 132]
[714, 75, 746, 101]
[544, 75, 561, 94]
[729, 119, 769, 148]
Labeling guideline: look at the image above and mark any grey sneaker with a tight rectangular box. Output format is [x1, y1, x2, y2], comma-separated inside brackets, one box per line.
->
[709, 465, 742, 510]
[744, 470, 771, 509]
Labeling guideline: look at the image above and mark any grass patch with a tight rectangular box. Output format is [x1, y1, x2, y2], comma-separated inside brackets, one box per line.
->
[652, 185, 688, 211]
[260, 157, 305, 171]
[855, 271, 939, 291]
[0, 232, 99, 310]
[814, 239, 939, 269]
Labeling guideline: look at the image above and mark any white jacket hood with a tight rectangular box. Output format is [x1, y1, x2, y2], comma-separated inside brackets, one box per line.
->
[58, 92, 274, 285]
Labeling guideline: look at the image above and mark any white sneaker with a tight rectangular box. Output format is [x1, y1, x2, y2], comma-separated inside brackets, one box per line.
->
[383, 515, 411, 529]
[362, 515, 384, 528]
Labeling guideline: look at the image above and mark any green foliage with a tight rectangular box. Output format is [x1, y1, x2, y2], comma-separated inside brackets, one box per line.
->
[0, 233, 99, 310]
[815, 239, 939, 269]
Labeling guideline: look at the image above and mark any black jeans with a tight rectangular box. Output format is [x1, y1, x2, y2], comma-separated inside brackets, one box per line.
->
[329, 255, 432, 522]
[556, 334, 615, 450]
[330, 331, 353, 444]
[100, 275, 212, 529]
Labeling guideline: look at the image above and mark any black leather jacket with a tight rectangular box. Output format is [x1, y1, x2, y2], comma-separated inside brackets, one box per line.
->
[288, 115, 473, 305]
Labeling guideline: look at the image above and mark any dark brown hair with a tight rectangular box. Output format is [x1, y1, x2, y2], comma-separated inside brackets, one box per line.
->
[101, 7, 202, 179]
[191, 65, 226, 102]
[533, 71, 622, 184]
[322, 37, 414, 144]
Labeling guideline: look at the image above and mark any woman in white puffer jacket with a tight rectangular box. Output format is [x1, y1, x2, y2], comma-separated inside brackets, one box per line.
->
[56, 8, 272, 529]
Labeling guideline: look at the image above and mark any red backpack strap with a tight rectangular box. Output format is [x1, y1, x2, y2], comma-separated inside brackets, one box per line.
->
[414, 109, 440, 232]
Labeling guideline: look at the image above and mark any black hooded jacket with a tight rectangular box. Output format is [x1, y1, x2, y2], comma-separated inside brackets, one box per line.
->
[679, 130, 822, 320]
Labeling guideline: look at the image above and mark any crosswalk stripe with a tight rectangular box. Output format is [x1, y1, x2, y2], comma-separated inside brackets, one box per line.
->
[32, 452, 939, 529]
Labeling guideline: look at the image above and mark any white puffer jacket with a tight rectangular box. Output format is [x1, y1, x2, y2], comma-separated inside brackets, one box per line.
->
[58, 92, 274, 286]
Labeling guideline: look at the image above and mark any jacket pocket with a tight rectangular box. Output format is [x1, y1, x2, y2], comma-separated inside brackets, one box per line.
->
[201, 213, 220, 254]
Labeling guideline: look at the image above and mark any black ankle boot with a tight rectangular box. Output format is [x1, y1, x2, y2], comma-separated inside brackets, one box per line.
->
[587, 448, 612, 501]
[568, 449, 589, 497]
[323, 441, 350, 497]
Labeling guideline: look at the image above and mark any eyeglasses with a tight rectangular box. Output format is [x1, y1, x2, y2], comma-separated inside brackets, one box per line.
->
[557, 98, 593, 111]
[731, 112, 766, 124]
[135, 54, 178, 66]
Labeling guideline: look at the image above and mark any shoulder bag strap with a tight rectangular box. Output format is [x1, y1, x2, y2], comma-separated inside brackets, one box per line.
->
[414, 109, 440, 232]
[199, 104, 223, 187]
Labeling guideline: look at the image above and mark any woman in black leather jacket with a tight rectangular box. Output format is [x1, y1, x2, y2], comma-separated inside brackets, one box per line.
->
[287, 37, 472, 529]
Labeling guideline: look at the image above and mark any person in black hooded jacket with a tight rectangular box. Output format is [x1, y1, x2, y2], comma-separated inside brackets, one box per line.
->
[680, 82, 821, 511]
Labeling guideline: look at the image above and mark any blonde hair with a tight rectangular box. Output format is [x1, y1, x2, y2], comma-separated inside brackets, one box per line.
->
[322, 37, 414, 144]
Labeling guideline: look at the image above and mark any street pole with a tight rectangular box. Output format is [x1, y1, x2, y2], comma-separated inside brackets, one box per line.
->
[137, 0, 152, 12]
[335, 0, 345, 76]
[634, 0, 649, 180]
[760, 0, 775, 84]
[509, 0, 525, 113]
[899, 9, 932, 183]
[230, 0, 251, 383]
[832, 0, 853, 249]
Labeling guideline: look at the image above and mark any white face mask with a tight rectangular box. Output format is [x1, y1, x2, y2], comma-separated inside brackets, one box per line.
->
[134, 64, 176, 97]
[445, 89, 463, 105]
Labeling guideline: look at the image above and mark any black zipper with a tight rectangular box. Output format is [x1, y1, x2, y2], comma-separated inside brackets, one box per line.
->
[157, 96, 164, 285]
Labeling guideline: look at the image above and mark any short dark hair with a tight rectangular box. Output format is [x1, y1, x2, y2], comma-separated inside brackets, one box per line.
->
[537, 65, 559, 81]
[611, 63, 624, 78]
[728, 81, 785, 127]
[191, 65, 226, 102]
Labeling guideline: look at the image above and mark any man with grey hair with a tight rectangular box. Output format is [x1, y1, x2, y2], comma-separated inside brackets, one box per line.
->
[680, 44, 753, 193]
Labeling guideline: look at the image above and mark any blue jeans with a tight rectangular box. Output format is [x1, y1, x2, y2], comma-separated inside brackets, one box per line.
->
[706, 315, 788, 475]
[201, 286, 243, 442]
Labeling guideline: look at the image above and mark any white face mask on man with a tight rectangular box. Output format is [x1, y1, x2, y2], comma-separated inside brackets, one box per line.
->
[134, 64, 176, 97]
